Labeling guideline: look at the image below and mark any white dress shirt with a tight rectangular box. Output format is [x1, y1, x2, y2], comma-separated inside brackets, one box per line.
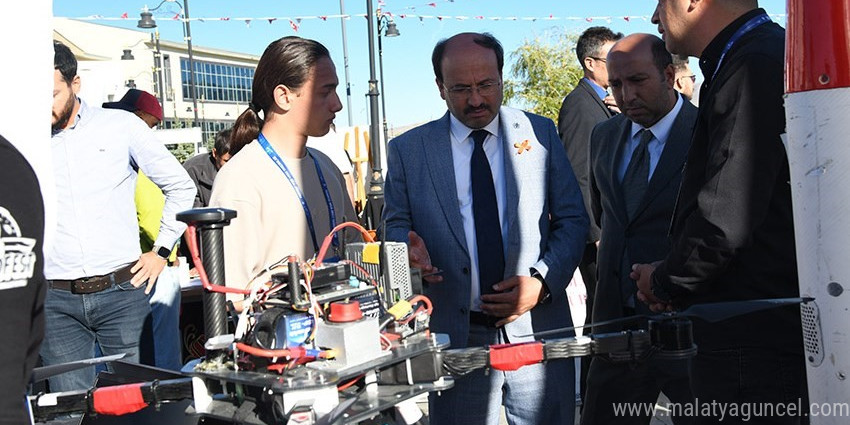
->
[449, 114, 507, 311]
[47, 99, 196, 280]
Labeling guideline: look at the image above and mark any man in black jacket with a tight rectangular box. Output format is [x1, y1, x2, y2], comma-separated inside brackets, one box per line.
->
[634, 1, 806, 423]
[556, 26, 622, 404]
[0, 134, 45, 424]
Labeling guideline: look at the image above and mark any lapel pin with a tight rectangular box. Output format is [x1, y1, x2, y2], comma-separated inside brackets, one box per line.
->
[514, 140, 532, 155]
[513, 122, 520, 129]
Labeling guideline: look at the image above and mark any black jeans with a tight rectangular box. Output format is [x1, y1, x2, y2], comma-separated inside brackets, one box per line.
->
[690, 347, 808, 424]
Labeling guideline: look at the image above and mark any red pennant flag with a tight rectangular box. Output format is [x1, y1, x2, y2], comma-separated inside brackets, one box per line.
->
[586, 17, 593, 22]
[268, 18, 277, 24]
[623, 16, 630, 22]
[289, 19, 299, 32]
[220, 17, 230, 21]
[475, 16, 484, 20]
[320, 16, 327, 21]
[121, 12, 128, 19]
[428, 3, 436, 7]
[173, 13, 180, 20]
[437, 16, 443, 21]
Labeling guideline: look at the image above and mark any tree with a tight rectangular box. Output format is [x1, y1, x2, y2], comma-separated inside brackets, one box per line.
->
[504, 30, 584, 123]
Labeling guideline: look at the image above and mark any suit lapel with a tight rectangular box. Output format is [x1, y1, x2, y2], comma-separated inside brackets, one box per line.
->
[500, 108, 520, 239]
[609, 119, 632, 223]
[579, 79, 613, 119]
[424, 113, 469, 256]
[639, 103, 696, 213]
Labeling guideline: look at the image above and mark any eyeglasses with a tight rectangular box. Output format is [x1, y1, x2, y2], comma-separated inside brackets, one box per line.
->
[443, 81, 502, 98]
[678, 75, 696, 83]
[589, 56, 608, 63]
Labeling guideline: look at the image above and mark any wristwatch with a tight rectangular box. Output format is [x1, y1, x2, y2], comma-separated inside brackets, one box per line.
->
[153, 245, 171, 260]
[531, 269, 552, 305]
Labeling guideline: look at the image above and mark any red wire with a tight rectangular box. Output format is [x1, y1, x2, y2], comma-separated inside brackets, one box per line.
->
[315, 222, 375, 266]
[337, 374, 364, 391]
[186, 224, 252, 295]
[235, 342, 297, 358]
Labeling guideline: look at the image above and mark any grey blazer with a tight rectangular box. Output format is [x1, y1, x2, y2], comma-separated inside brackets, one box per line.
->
[588, 100, 698, 329]
[383, 106, 589, 347]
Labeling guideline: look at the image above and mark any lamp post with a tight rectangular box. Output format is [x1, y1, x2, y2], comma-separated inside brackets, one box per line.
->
[377, 10, 400, 151]
[139, 0, 200, 139]
[364, 0, 383, 229]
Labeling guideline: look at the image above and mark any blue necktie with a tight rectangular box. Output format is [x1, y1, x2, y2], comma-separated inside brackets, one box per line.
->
[470, 129, 505, 296]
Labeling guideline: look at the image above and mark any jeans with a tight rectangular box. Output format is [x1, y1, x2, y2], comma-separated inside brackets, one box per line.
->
[429, 324, 575, 425]
[145, 266, 183, 370]
[690, 347, 808, 424]
[40, 277, 151, 392]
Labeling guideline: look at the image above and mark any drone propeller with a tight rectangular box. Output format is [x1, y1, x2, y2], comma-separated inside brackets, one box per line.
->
[515, 297, 812, 339]
[675, 297, 812, 323]
[30, 353, 128, 384]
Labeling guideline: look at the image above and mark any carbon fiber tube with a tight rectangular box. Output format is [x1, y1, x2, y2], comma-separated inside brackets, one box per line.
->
[177, 208, 237, 340]
[199, 225, 228, 338]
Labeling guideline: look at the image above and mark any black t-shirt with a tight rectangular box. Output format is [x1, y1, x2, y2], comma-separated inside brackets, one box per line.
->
[0, 134, 46, 424]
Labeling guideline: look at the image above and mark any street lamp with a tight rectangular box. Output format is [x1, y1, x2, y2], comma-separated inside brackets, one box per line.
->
[138, 0, 200, 136]
[364, 0, 386, 229]
[377, 10, 399, 152]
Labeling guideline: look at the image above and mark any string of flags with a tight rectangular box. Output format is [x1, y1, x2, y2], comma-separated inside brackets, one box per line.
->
[66, 12, 787, 32]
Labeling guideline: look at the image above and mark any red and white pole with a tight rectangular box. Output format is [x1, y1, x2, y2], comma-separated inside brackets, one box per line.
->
[785, 0, 850, 419]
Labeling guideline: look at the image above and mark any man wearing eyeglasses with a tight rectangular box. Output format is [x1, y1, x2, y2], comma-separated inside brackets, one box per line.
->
[672, 54, 697, 101]
[383, 32, 589, 425]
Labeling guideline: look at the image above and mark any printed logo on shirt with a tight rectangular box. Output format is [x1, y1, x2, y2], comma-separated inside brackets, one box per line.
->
[0, 206, 37, 290]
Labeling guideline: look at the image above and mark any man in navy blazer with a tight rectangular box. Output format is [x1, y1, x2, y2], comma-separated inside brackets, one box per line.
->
[383, 32, 588, 425]
[583, 33, 696, 425]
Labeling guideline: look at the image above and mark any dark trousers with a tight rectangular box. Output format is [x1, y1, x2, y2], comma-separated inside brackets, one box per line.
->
[690, 347, 808, 424]
[578, 242, 597, 407]
[581, 356, 695, 425]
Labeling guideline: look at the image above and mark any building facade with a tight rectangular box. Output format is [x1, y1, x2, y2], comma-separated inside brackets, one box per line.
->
[53, 18, 260, 147]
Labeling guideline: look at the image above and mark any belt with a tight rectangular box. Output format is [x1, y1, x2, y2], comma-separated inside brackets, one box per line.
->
[49, 264, 135, 294]
[469, 311, 500, 328]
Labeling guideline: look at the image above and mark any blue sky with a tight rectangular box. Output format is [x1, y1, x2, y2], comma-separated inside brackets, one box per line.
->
[53, 0, 786, 129]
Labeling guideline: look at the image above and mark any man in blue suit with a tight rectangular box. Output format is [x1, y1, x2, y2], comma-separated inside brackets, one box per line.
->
[383, 32, 589, 425]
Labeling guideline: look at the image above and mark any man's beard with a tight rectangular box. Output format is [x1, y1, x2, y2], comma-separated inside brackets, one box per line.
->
[52, 95, 75, 133]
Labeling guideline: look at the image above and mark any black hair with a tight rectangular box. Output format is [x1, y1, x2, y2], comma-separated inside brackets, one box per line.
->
[54, 41, 77, 85]
[214, 127, 235, 156]
[231, 36, 331, 150]
[576, 26, 624, 70]
[431, 32, 504, 82]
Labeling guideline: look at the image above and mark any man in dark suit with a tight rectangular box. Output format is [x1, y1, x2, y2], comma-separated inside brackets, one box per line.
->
[556, 28, 623, 399]
[582, 33, 697, 425]
[383, 32, 588, 425]
[635, 1, 806, 423]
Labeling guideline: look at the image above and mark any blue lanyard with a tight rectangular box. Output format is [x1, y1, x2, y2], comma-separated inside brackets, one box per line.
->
[257, 133, 338, 254]
[711, 13, 771, 82]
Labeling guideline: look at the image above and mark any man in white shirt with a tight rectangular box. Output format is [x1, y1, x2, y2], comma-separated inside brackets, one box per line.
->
[43, 41, 195, 391]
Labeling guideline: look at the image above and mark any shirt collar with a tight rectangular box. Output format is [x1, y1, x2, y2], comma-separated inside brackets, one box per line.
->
[698, 8, 767, 81]
[449, 111, 501, 144]
[583, 77, 609, 100]
[630, 93, 684, 145]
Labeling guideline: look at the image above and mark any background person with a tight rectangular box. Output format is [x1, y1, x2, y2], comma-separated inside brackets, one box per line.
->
[102, 88, 188, 371]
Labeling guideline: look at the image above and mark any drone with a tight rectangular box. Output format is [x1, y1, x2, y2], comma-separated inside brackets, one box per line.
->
[28, 208, 810, 425]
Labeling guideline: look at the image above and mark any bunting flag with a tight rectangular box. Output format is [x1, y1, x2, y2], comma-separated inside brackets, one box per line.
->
[68, 12, 786, 25]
